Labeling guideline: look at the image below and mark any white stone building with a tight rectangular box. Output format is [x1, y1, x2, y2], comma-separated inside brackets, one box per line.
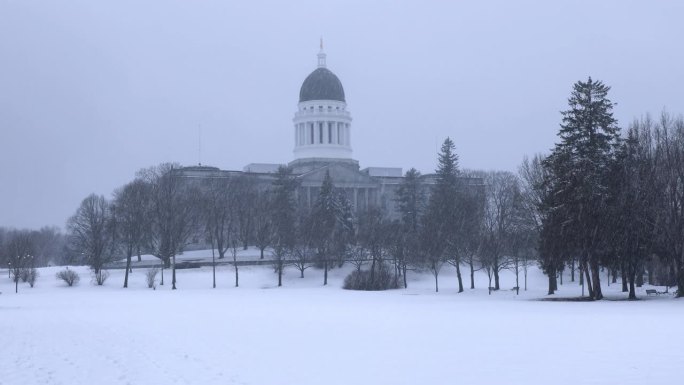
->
[180, 45, 481, 216]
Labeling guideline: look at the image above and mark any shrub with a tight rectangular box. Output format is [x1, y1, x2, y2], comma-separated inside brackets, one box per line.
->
[19, 268, 31, 283]
[27, 268, 39, 288]
[56, 269, 80, 287]
[145, 268, 159, 289]
[93, 270, 110, 286]
[343, 263, 399, 291]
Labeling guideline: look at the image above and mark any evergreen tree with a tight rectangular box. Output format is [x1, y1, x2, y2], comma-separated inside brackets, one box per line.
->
[610, 124, 657, 299]
[311, 170, 340, 285]
[271, 166, 300, 286]
[542, 77, 621, 300]
[395, 168, 425, 288]
[421, 138, 462, 292]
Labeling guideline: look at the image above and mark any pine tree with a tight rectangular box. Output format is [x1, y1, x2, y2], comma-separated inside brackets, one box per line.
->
[543, 77, 621, 300]
[311, 170, 339, 285]
[421, 138, 462, 292]
[395, 168, 425, 288]
[271, 166, 299, 286]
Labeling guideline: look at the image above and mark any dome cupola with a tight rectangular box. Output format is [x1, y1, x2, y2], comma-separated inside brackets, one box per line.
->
[292, 41, 354, 162]
[299, 68, 346, 103]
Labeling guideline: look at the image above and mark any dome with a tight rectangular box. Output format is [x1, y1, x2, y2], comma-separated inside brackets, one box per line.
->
[299, 67, 346, 103]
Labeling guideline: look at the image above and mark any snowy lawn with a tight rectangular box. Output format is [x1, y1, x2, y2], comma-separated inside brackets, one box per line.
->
[1, 261, 682, 385]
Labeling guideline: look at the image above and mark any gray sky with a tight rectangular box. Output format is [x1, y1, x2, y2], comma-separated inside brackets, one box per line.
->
[1, 0, 683, 230]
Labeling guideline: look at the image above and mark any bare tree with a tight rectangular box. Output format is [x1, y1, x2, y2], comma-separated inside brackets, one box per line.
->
[113, 178, 151, 288]
[67, 194, 116, 285]
[29, 226, 66, 267]
[233, 174, 257, 251]
[200, 175, 238, 288]
[253, 191, 273, 260]
[357, 207, 389, 289]
[139, 163, 198, 290]
[652, 112, 684, 297]
[230, 238, 240, 287]
[4, 230, 35, 293]
[479, 171, 521, 293]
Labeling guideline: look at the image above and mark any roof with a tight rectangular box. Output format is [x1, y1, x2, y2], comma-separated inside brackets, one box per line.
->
[299, 67, 346, 102]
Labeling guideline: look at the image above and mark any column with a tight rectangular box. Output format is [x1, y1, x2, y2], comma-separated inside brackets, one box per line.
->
[336, 123, 341, 145]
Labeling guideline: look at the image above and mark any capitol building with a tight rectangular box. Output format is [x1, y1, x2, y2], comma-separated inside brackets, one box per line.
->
[180, 44, 470, 216]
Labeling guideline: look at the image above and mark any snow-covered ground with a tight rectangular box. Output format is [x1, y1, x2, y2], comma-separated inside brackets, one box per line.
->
[1, 258, 681, 385]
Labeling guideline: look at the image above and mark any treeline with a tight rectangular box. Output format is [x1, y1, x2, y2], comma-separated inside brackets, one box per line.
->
[0, 227, 67, 292]
[531, 78, 684, 299]
[3, 77, 683, 299]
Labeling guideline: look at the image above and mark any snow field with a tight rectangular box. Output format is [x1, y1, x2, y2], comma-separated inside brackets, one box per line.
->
[1, 260, 682, 385]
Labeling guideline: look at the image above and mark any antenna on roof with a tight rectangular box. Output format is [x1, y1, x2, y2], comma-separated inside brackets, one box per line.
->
[198, 124, 202, 166]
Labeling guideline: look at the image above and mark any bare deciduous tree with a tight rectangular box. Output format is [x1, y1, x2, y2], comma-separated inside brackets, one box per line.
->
[67, 194, 116, 286]
[139, 163, 198, 290]
[113, 178, 151, 288]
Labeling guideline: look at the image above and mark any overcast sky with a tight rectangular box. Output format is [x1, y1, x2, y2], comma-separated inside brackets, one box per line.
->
[1, 0, 683, 229]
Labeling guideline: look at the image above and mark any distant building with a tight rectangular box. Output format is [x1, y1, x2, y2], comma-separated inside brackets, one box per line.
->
[179, 44, 482, 218]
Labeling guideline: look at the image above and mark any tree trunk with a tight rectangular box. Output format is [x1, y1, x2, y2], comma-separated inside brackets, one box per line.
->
[124, 250, 132, 288]
[494, 268, 500, 290]
[547, 268, 555, 295]
[487, 271, 493, 295]
[628, 267, 637, 300]
[590, 258, 602, 300]
[402, 262, 407, 289]
[676, 257, 684, 298]
[278, 263, 282, 287]
[212, 245, 216, 289]
[171, 254, 177, 290]
[636, 264, 644, 287]
[515, 269, 520, 295]
[260, 247, 264, 260]
[455, 262, 463, 293]
[647, 263, 654, 285]
[570, 258, 575, 282]
[323, 259, 328, 286]
[469, 261, 475, 289]
[621, 261, 628, 292]
[137, 245, 142, 262]
[434, 270, 439, 293]
[160, 263, 164, 286]
[582, 260, 593, 298]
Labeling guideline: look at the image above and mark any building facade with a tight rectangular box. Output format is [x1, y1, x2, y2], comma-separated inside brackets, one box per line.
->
[179, 45, 481, 218]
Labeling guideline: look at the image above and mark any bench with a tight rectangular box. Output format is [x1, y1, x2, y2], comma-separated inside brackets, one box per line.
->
[646, 289, 658, 296]
[511, 287, 519, 291]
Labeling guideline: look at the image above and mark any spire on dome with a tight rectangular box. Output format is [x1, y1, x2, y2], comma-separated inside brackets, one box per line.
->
[317, 38, 327, 68]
